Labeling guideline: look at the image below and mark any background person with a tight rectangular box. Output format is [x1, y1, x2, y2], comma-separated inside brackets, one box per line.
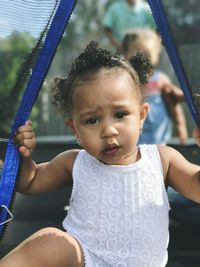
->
[103, 0, 156, 52]
[122, 29, 188, 144]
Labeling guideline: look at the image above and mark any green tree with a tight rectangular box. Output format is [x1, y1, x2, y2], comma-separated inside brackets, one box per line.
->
[0, 31, 34, 136]
[48, 0, 114, 77]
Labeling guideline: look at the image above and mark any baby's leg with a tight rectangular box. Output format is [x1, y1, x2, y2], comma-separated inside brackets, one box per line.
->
[0, 227, 84, 267]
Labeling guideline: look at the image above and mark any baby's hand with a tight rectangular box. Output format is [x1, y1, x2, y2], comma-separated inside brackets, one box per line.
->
[13, 120, 36, 157]
[192, 126, 200, 147]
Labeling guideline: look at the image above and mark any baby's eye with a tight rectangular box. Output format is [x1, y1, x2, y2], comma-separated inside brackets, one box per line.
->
[115, 111, 128, 119]
[85, 117, 99, 125]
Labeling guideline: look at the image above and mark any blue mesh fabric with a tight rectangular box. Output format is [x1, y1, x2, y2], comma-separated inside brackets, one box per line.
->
[148, 0, 200, 126]
[0, 0, 76, 236]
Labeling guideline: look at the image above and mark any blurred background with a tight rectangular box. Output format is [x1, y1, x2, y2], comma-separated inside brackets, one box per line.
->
[0, 0, 197, 138]
[0, 0, 200, 266]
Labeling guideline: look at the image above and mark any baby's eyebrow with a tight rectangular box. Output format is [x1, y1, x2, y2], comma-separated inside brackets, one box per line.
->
[111, 101, 132, 109]
[112, 103, 129, 108]
[79, 101, 132, 118]
[79, 108, 100, 118]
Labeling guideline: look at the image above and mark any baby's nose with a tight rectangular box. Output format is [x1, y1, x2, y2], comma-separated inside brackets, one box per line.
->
[102, 122, 119, 138]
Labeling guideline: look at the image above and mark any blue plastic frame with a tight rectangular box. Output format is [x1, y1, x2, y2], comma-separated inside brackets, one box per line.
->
[0, 0, 76, 236]
[148, 0, 200, 126]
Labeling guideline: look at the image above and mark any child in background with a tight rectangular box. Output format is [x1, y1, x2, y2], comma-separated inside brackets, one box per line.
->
[122, 29, 188, 144]
[1, 42, 200, 267]
[103, 0, 156, 52]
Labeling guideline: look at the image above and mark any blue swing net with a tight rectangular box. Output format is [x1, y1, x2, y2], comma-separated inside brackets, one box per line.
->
[148, 0, 200, 126]
[0, 0, 76, 238]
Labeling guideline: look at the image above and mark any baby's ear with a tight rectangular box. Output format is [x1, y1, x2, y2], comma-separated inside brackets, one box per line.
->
[140, 102, 149, 125]
[65, 118, 77, 135]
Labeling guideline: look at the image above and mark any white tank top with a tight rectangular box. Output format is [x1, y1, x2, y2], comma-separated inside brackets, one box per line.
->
[63, 145, 170, 267]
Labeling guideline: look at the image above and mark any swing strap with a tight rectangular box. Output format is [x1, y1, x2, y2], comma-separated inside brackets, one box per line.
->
[148, 0, 200, 126]
[0, 0, 76, 236]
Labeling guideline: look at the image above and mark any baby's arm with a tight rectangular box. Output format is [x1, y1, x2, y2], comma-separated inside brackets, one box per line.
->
[158, 129, 200, 203]
[14, 121, 79, 195]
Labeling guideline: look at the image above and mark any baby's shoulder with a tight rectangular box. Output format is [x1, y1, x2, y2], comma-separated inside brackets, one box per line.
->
[54, 148, 81, 174]
[156, 144, 183, 179]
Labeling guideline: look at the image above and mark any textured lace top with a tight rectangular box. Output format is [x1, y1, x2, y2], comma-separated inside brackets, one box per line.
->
[63, 145, 170, 267]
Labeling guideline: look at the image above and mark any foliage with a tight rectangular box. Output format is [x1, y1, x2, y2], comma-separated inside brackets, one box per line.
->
[1, 1, 194, 137]
[0, 1, 114, 137]
[48, 0, 114, 77]
[34, 0, 115, 135]
[0, 31, 35, 137]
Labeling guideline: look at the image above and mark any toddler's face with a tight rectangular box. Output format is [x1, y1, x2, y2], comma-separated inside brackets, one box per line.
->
[67, 69, 148, 165]
[125, 31, 161, 66]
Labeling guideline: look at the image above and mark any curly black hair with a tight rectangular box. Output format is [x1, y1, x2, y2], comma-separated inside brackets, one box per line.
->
[130, 52, 153, 84]
[52, 41, 152, 117]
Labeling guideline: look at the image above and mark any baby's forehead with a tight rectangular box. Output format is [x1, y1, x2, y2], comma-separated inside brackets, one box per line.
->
[96, 67, 131, 79]
[77, 67, 136, 87]
[89, 68, 140, 93]
[94, 67, 139, 87]
[72, 67, 142, 110]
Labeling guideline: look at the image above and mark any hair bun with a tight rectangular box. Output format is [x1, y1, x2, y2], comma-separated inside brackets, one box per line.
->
[129, 52, 153, 84]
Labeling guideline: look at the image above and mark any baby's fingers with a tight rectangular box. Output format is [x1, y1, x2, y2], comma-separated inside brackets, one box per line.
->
[19, 145, 34, 157]
[17, 136, 36, 157]
[14, 131, 35, 143]
[13, 120, 36, 157]
[15, 120, 33, 135]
